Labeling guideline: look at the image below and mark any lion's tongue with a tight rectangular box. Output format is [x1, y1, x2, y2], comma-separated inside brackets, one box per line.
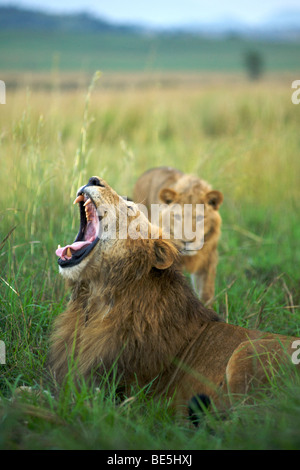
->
[56, 219, 98, 260]
[56, 197, 100, 261]
[56, 241, 92, 260]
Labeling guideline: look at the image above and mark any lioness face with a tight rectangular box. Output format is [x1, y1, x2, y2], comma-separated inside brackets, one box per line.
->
[56, 176, 176, 281]
[159, 185, 223, 256]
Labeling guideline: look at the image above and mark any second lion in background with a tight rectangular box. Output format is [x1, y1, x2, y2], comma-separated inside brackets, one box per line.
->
[133, 166, 223, 305]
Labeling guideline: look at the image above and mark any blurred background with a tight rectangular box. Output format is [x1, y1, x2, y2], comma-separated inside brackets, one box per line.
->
[0, 0, 300, 87]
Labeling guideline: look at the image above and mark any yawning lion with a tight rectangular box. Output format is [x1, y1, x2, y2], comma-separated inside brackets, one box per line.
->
[49, 176, 299, 417]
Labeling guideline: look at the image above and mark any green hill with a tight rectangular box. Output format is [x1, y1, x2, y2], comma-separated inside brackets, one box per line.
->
[0, 6, 138, 32]
[0, 6, 299, 73]
[1, 30, 300, 73]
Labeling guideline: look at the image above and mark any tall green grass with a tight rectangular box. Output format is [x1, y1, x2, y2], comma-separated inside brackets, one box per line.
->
[0, 74, 300, 449]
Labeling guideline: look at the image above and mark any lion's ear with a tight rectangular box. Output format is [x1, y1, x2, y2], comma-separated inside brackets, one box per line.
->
[159, 188, 177, 205]
[206, 190, 223, 210]
[152, 239, 178, 270]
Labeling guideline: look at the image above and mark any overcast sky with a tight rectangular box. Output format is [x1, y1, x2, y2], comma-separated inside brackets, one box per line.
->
[2, 0, 300, 26]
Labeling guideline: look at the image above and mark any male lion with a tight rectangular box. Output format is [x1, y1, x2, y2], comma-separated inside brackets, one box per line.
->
[133, 166, 223, 305]
[49, 176, 299, 418]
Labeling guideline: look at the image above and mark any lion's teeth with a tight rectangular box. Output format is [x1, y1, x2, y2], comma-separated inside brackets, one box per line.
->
[58, 244, 61, 249]
[66, 247, 72, 257]
[73, 195, 84, 204]
[84, 198, 92, 207]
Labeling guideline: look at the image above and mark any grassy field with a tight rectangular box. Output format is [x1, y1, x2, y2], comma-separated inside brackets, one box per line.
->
[1, 31, 300, 73]
[0, 71, 300, 450]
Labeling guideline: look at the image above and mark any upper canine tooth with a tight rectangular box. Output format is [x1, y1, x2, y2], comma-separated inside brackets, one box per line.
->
[73, 195, 84, 204]
[84, 198, 92, 207]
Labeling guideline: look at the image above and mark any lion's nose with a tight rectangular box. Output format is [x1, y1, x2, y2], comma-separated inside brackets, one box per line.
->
[88, 177, 100, 186]
[87, 177, 104, 187]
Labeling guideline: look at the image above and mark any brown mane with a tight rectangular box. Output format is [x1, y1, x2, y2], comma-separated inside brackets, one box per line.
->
[49, 236, 221, 389]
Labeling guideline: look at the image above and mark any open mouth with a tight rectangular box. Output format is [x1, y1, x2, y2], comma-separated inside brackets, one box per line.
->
[56, 192, 100, 268]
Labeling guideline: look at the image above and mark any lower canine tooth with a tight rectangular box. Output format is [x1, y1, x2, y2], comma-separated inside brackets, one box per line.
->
[84, 198, 92, 207]
[58, 244, 61, 249]
[66, 247, 72, 257]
